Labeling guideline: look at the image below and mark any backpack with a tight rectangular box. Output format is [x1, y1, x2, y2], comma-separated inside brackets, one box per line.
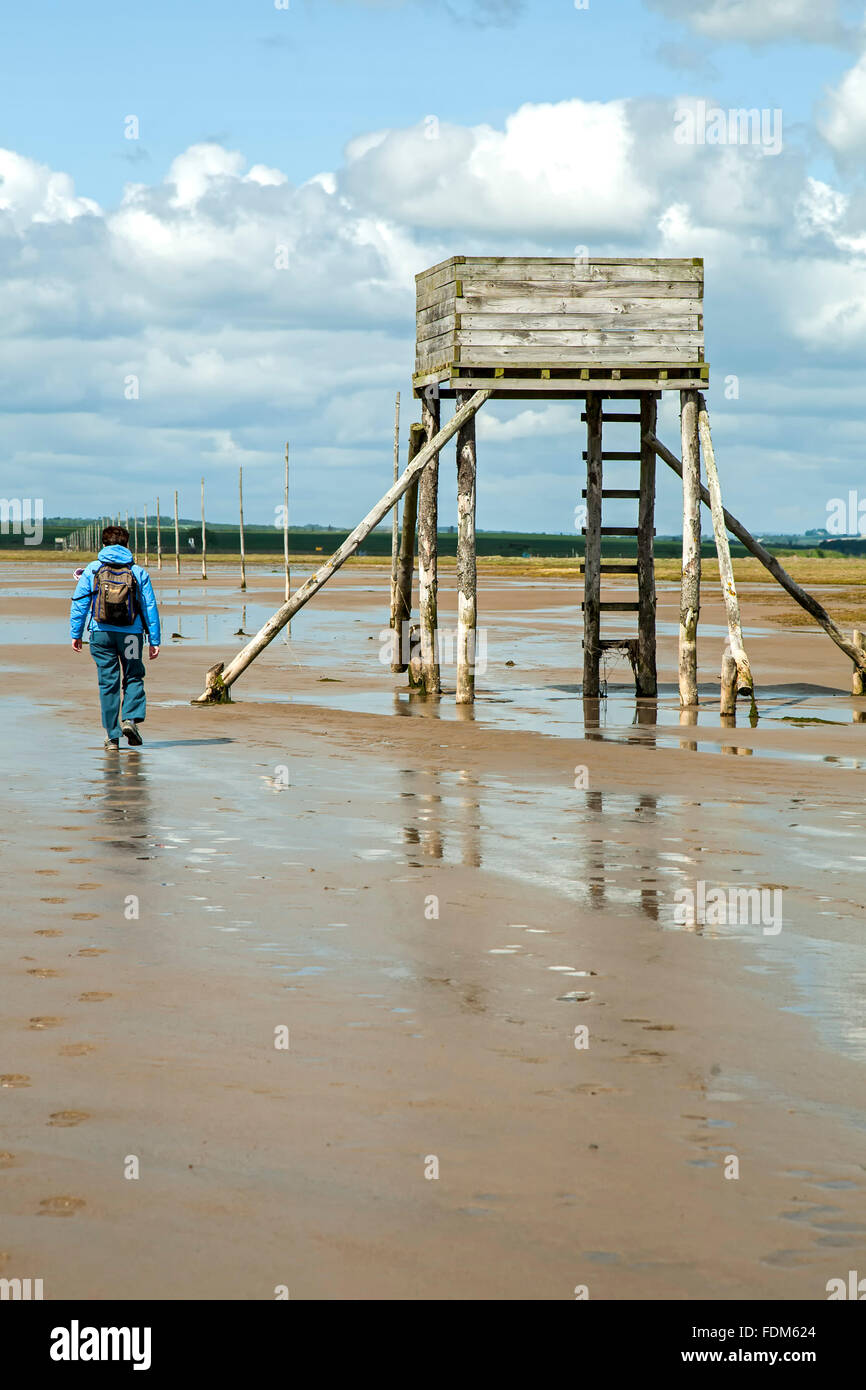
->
[91, 561, 139, 627]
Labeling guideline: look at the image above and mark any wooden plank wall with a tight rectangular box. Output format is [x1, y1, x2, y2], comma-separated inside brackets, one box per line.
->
[415, 257, 704, 377]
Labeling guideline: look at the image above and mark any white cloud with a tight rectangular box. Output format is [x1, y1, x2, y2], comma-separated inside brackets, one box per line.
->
[2, 94, 866, 533]
[646, 0, 854, 46]
[477, 406, 580, 443]
[0, 148, 101, 232]
[819, 50, 866, 156]
[339, 101, 656, 236]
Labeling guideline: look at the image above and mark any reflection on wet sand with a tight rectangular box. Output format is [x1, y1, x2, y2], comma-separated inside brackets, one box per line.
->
[90, 747, 152, 847]
[399, 761, 482, 869]
[579, 787, 661, 922]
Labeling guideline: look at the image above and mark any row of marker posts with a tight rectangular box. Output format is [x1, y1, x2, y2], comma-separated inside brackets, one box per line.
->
[69, 447, 292, 602]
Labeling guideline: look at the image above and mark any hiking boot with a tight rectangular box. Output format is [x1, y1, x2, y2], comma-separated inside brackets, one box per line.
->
[122, 720, 143, 746]
[104, 738, 119, 750]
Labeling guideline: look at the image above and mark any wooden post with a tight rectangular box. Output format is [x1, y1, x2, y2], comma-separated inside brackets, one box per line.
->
[284, 443, 291, 604]
[143, 504, 149, 567]
[133, 513, 139, 562]
[637, 393, 657, 696]
[390, 392, 401, 628]
[720, 646, 737, 716]
[644, 430, 866, 680]
[200, 477, 207, 581]
[192, 389, 491, 701]
[679, 390, 701, 707]
[418, 388, 441, 695]
[455, 389, 478, 705]
[582, 392, 603, 697]
[854, 631, 865, 696]
[174, 490, 180, 576]
[238, 466, 247, 592]
[697, 394, 753, 700]
[392, 423, 424, 673]
[156, 497, 162, 570]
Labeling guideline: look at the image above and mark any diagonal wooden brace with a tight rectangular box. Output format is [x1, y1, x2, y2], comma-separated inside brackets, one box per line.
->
[192, 389, 492, 703]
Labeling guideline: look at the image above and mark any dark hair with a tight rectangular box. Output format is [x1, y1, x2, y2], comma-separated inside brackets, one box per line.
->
[101, 525, 130, 547]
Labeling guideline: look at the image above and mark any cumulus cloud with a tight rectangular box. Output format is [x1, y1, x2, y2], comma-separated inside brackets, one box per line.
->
[0, 149, 101, 233]
[339, 96, 806, 242]
[2, 89, 866, 532]
[819, 49, 866, 157]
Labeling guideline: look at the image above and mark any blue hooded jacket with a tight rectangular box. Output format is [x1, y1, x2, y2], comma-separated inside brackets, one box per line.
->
[70, 546, 162, 646]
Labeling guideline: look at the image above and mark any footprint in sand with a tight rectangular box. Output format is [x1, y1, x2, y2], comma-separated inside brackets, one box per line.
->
[78, 992, 112, 1003]
[35, 930, 63, 937]
[59, 1043, 96, 1057]
[48, 1111, 90, 1127]
[27, 969, 61, 978]
[28, 1017, 65, 1029]
[0, 1075, 31, 1087]
[38, 1196, 85, 1217]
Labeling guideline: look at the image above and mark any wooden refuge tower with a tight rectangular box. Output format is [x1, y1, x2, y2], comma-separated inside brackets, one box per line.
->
[193, 255, 866, 709]
[412, 254, 708, 701]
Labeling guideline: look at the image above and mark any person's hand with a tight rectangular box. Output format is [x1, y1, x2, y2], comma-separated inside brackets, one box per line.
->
[149, 645, 160, 660]
[71, 639, 83, 652]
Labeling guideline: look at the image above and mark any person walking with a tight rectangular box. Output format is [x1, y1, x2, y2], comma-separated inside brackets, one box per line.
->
[70, 524, 161, 749]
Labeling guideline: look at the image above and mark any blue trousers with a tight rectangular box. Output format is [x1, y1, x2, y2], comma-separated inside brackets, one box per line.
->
[89, 630, 147, 740]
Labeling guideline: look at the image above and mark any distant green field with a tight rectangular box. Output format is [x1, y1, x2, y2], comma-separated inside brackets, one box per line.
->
[2, 519, 864, 560]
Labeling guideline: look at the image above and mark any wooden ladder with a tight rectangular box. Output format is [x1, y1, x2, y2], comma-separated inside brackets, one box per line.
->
[580, 394, 658, 697]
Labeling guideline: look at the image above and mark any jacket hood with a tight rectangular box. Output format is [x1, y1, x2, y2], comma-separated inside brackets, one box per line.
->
[97, 545, 134, 564]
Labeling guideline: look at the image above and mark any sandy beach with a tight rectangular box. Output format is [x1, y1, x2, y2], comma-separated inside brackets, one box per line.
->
[1, 559, 864, 1300]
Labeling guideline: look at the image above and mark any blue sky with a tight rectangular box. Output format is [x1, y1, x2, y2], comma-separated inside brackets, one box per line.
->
[2, 0, 866, 534]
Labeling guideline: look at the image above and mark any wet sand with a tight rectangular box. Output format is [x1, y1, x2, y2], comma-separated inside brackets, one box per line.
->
[1, 562, 864, 1299]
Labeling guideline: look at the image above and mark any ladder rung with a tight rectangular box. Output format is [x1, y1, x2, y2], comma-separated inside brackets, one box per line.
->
[582, 488, 641, 499]
[598, 639, 636, 651]
[579, 563, 640, 574]
[599, 602, 641, 612]
[582, 451, 642, 461]
[581, 412, 641, 423]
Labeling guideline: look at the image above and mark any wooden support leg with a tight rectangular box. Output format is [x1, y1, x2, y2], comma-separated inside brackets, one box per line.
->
[679, 390, 701, 707]
[720, 646, 737, 716]
[455, 390, 478, 704]
[389, 391, 401, 628]
[192, 390, 491, 703]
[391, 423, 424, 673]
[697, 393, 754, 700]
[645, 428, 866, 684]
[418, 389, 441, 695]
[637, 393, 658, 697]
[582, 393, 603, 698]
[854, 630, 866, 696]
